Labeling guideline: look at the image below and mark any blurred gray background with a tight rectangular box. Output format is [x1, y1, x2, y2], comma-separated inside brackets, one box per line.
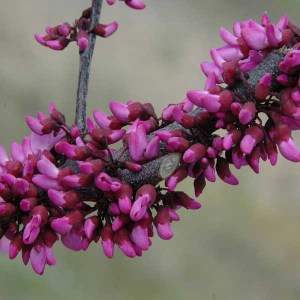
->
[1, 0, 300, 299]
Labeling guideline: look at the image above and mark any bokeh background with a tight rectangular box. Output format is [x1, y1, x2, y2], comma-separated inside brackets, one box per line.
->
[1, 0, 300, 299]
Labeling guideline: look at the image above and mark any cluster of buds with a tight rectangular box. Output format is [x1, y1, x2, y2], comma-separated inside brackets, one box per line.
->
[2, 12, 300, 275]
[0, 99, 201, 275]
[185, 13, 300, 181]
[35, 6, 119, 51]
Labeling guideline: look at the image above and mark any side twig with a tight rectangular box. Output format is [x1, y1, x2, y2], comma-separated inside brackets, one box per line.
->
[75, 0, 103, 131]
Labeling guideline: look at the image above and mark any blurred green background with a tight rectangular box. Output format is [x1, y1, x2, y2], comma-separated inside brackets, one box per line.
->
[1, 0, 300, 299]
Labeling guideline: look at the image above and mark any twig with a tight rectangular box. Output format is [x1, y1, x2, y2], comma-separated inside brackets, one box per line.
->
[229, 52, 284, 102]
[75, 0, 103, 132]
[119, 153, 182, 188]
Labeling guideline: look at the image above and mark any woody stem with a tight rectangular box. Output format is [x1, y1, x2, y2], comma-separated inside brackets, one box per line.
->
[75, 0, 103, 132]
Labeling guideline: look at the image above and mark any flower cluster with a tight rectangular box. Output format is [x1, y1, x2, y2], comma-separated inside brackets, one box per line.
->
[35, 6, 119, 51]
[2, 12, 300, 275]
[184, 13, 300, 183]
[0, 100, 201, 275]
[34, 0, 146, 52]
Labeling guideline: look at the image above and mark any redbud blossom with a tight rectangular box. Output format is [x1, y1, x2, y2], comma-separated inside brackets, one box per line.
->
[4, 12, 300, 276]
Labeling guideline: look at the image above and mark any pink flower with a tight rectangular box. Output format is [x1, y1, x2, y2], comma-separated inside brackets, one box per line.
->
[61, 228, 83, 251]
[9, 234, 23, 259]
[93, 22, 119, 38]
[165, 168, 187, 191]
[112, 214, 130, 231]
[238, 102, 256, 124]
[125, 0, 146, 10]
[106, 0, 116, 4]
[154, 207, 173, 240]
[130, 214, 152, 250]
[93, 110, 123, 129]
[23, 206, 48, 245]
[51, 210, 83, 235]
[240, 126, 264, 155]
[30, 242, 56, 275]
[223, 129, 242, 150]
[0, 203, 16, 217]
[48, 190, 79, 208]
[274, 124, 300, 162]
[127, 120, 148, 162]
[255, 73, 272, 100]
[84, 217, 99, 240]
[95, 172, 121, 192]
[216, 157, 239, 185]
[109, 101, 145, 123]
[240, 20, 269, 50]
[45, 38, 70, 51]
[77, 30, 89, 51]
[115, 184, 133, 214]
[183, 143, 206, 164]
[130, 184, 156, 221]
[58, 23, 71, 37]
[101, 224, 115, 258]
[114, 228, 136, 258]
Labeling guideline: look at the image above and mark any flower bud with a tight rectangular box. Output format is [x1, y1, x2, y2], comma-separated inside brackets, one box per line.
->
[77, 30, 89, 51]
[92, 22, 119, 38]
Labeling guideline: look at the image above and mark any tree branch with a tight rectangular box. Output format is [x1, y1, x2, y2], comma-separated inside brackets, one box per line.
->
[75, 0, 103, 132]
[230, 51, 284, 101]
[119, 153, 182, 188]
[115, 51, 285, 188]
[71, 8, 285, 193]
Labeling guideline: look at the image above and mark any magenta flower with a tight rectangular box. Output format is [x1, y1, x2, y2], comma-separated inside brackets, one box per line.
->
[29, 241, 56, 275]
[23, 206, 48, 245]
[106, 0, 146, 10]
[77, 30, 89, 51]
[127, 120, 148, 162]
[130, 214, 152, 250]
[130, 184, 156, 221]
[101, 224, 115, 258]
[114, 228, 136, 258]
[51, 210, 83, 235]
[154, 207, 174, 240]
[34, 5, 125, 52]
[92, 22, 119, 38]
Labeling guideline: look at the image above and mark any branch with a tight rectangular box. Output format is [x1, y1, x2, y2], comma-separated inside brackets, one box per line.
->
[120, 153, 182, 188]
[230, 51, 284, 101]
[65, 51, 285, 192]
[115, 51, 285, 187]
[75, 0, 103, 132]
